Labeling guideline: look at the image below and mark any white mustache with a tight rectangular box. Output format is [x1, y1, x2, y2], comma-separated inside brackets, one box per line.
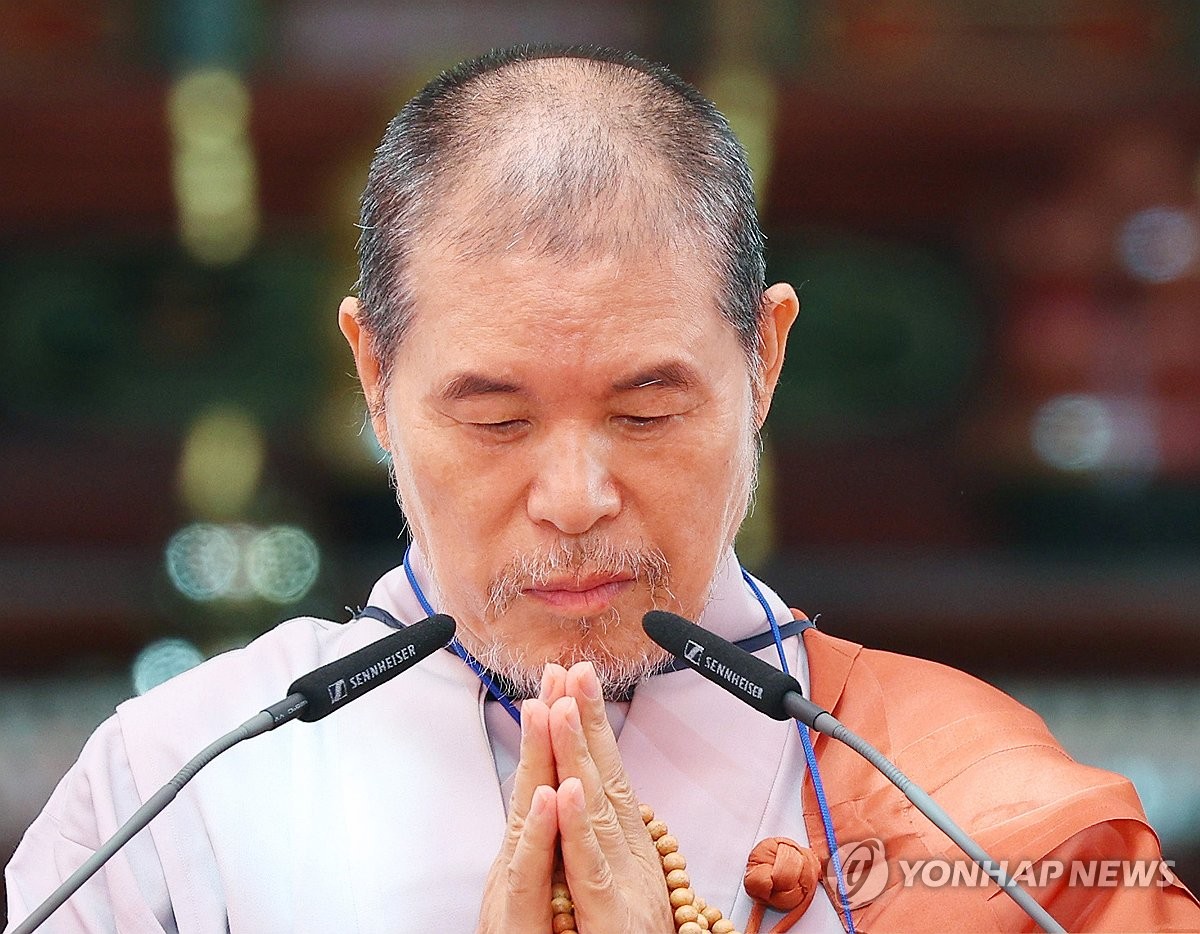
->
[485, 537, 671, 618]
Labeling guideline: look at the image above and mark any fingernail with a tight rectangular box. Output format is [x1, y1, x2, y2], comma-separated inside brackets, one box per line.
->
[581, 664, 601, 700]
[562, 696, 582, 731]
[562, 777, 584, 808]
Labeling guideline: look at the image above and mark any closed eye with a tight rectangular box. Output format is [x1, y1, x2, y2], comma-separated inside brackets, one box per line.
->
[615, 414, 674, 432]
[471, 419, 529, 437]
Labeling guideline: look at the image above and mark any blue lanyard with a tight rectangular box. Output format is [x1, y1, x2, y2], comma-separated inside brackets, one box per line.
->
[402, 547, 524, 723]
[396, 546, 857, 933]
[741, 569, 858, 934]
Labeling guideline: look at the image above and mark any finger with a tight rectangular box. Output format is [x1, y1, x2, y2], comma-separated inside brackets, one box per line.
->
[556, 777, 621, 925]
[548, 696, 630, 861]
[508, 699, 557, 830]
[502, 784, 559, 931]
[564, 662, 622, 782]
[564, 663, 646, 840]
[540, 663, 568, 705]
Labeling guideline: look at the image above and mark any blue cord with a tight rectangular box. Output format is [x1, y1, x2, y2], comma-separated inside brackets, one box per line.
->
[741, 569, 858, 934]
[403, 547, 523, 724]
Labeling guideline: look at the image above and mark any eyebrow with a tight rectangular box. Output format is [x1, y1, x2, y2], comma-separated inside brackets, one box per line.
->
[437, 373, 523, 402]
[436, 360, 701, 403]
[611, 361, 700, 394]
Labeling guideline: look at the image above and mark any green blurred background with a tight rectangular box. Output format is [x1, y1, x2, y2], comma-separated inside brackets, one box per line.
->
[2, 0, 1199, 916]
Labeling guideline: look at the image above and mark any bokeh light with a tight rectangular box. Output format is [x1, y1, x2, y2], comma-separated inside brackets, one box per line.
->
[246, 526, 321, 603]
[177, 404, 265, 518]
[1032, 394, 1159, 475]
[1117, 206, 1199, 284]
[165, 522, 240, 600]
[1032, 394, 1114, 472]
[132, 638, 206, 695]
[165, 522, 320, 604]
[167, 67, 260, 265]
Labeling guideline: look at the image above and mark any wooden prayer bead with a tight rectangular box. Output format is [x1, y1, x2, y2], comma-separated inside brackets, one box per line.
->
[669, 886, 696, 909]
[666, 868, 691, 890]
[662, 851, 687, 872]
[553, 911, 576, 933]
[552, 800, 746, 934]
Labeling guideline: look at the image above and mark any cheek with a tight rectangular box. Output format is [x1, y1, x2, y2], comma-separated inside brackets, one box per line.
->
[389, 421, 524, 543]
[619, 427, 750, 549]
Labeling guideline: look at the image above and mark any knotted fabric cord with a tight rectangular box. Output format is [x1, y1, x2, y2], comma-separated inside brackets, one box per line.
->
[741, 569, 858, 934]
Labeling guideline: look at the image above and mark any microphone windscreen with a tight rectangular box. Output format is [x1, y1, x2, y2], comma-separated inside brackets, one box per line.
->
[643, 610, 801, 720]
[288, 614, 455, 722]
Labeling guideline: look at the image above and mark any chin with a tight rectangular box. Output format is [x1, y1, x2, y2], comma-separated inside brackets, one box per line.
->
[465, 606, 672, 701]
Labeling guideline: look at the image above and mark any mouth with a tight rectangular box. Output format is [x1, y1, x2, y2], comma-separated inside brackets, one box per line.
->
[522, 575, 636, 615]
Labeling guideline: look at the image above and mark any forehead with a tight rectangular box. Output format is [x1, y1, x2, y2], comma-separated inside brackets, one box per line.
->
[401, 238, 737, 375]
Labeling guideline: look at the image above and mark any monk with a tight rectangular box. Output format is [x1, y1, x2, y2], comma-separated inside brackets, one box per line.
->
[6, 45, 1198, 933]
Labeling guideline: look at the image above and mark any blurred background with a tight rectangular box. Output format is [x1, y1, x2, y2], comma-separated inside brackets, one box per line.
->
[2, 0, 1199, 918]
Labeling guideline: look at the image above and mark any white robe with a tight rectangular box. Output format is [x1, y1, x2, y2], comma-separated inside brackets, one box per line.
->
[5, 549, 841, 932]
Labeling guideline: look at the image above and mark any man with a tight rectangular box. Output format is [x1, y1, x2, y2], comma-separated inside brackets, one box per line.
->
[6, 45, 1199, 933]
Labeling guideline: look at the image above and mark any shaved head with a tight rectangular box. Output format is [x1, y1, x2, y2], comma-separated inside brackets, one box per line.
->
[356, 45, 766, 387]
[426, 58, 686, 259]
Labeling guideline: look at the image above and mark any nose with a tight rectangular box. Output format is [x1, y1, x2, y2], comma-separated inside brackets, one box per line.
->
[526, 426, 621, 535]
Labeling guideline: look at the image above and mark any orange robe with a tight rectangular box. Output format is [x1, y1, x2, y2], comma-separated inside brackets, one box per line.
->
[798, 624, 1200, 932]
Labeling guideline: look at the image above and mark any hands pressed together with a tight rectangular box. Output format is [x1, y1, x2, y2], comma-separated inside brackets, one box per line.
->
[478, 661, 675, 934]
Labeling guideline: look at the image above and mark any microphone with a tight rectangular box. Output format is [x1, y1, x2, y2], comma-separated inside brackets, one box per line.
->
[12, 614, 456, 934]
[285, 613, 457, 722]
[642, 609, 819, 723]
[643, 610, 1066, 934]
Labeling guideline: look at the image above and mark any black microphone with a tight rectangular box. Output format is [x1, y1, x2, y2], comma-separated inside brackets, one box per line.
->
[642, 610, 1066, 934]
[12, 614, 456, 934]
[285, 613, 456, 722]
[643, 610, 823, 724]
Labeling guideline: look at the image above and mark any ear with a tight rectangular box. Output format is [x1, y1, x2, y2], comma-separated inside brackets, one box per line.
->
[754, 282, 800, 426]
[338, 296, 391, 450]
